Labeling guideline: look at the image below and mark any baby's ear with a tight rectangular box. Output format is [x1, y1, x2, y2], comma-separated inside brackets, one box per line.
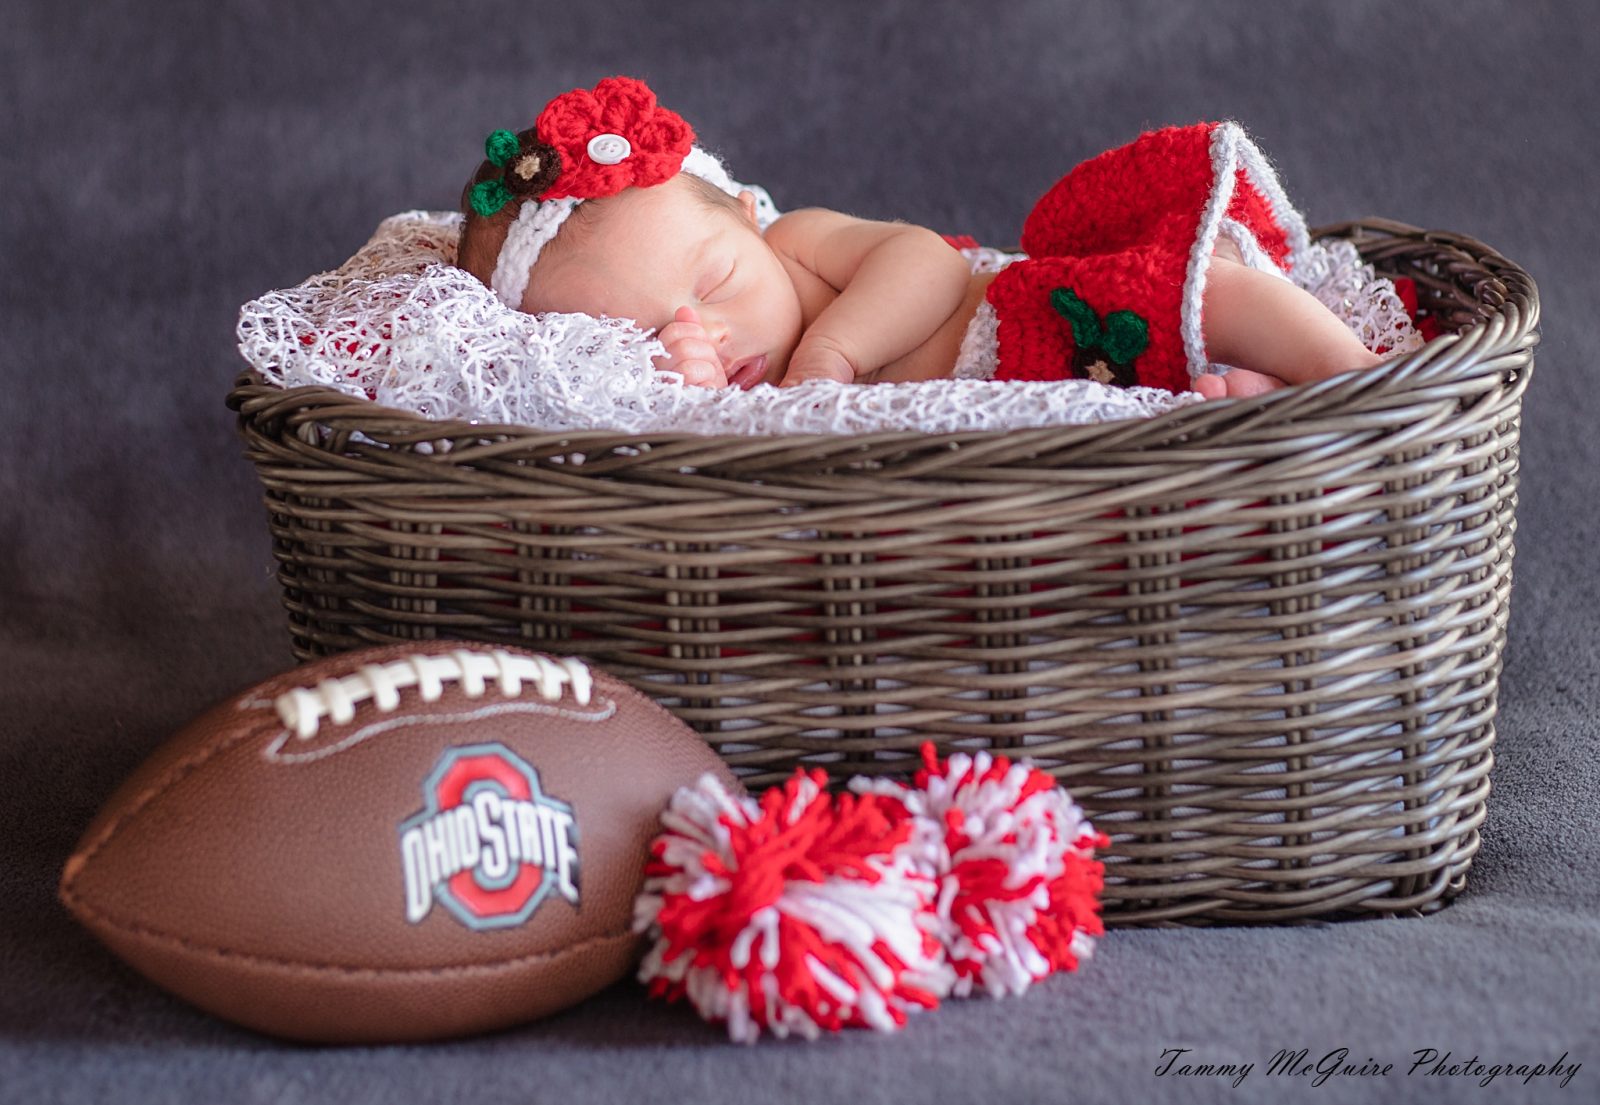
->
[738, 190, 758, 226]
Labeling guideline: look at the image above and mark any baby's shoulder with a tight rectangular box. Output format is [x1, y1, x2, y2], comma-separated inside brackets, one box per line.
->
[766, 205, 934, 246]
[765, 206, 930, 285]
[764, 206, 853, 248]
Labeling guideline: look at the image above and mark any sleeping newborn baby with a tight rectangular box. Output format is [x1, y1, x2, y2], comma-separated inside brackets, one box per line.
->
[454, 77, 1386, 402]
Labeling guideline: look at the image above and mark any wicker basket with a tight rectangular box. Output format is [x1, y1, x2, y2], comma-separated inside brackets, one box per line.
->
[228, 218, 1538, 926]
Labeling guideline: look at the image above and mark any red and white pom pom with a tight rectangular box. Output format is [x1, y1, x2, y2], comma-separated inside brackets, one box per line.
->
[633, 766, 953, 1044]
[850, 742, 1109, 999]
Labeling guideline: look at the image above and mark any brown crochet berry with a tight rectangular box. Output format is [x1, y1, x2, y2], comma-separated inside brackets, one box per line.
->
[504, 128, 561, 197]
[1072, 350, 1139, 388]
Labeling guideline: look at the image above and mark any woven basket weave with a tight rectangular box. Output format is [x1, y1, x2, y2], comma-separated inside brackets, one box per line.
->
[228, 218, 1538, 926]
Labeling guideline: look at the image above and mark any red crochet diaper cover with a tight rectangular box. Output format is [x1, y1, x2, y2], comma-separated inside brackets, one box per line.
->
[985, 121, 1312, 395]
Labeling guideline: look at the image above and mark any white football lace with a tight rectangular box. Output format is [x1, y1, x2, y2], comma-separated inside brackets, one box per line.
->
[273, 649, 595, 741]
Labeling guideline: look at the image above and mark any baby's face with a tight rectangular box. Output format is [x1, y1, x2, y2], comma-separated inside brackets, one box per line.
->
[523, 174, 803, 388]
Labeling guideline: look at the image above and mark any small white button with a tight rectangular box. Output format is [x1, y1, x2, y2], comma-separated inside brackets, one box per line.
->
[586, 133, 632, 165]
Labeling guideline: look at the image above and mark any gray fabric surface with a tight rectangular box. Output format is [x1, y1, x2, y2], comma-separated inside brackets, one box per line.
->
[3, 1, 1595, 1101]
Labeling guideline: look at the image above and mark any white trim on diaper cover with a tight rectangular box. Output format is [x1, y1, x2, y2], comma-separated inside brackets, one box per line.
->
[1179, 122, 1314, 381]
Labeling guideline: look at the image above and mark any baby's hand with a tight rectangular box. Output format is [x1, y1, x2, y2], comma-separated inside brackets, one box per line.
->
[653, 306, 727, 388]
[778, 334, 856, 388]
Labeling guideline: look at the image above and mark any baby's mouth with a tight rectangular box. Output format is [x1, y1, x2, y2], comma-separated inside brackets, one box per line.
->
[727, 354, 768, 390]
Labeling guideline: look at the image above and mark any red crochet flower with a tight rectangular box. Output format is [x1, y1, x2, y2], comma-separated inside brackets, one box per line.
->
[535, 76, 695, 200]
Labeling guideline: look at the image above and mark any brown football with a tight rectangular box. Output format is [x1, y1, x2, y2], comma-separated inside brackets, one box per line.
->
[58, 640, 741, 1044]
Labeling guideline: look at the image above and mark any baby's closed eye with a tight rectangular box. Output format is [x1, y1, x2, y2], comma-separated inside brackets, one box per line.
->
[701, 264, 735, 302]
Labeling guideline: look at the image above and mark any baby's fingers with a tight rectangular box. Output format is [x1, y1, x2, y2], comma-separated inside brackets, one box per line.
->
[658, 306, 718, 351]
[665, 335, 723, 367]
[657, 319, 711, 348]
[654, 306, 727, 386]
[663, 359, 727, 388]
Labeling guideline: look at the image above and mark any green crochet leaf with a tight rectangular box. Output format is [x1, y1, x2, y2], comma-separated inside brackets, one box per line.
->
[485, 128, 520, 168]
[469, 178, 512, 218]
[1049, 287, 1101, 350]
[1100, 310, 1150, 365]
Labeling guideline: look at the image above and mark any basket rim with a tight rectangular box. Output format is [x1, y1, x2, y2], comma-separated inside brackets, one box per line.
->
[228, 217, 1540, 451]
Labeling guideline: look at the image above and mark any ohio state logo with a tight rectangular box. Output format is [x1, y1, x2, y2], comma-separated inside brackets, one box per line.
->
[399, 743, 580, 930]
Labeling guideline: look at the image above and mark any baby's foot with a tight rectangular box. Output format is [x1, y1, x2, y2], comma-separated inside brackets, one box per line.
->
[1192, 367, 1286, 400]
[1193, 349, 1389, 400]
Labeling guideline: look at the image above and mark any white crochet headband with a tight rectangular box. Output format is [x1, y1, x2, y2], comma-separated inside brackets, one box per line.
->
[488, 147, 740, 310]
[467, 77, 743, 311]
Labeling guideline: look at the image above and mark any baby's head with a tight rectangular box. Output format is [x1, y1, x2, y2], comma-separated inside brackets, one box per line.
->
[455, 77, 802, 388]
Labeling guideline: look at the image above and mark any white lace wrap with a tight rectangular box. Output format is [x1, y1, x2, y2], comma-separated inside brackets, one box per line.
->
[236, 208, 1422, 437]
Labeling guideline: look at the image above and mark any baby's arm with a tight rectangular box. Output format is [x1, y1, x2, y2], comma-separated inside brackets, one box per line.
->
[766, 208, 971, 387]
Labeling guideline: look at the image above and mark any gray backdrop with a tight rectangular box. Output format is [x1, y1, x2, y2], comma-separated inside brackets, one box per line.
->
[3, 2, 1596, 1103]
